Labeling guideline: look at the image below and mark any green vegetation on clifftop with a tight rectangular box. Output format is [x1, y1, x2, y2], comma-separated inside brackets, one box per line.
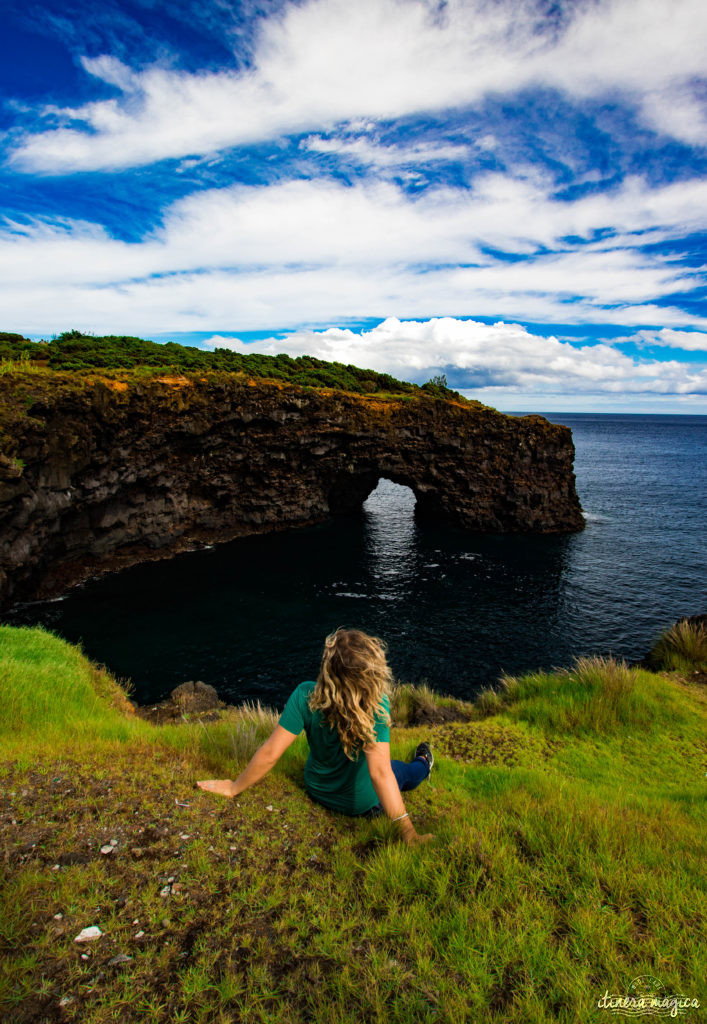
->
[0, 622, 705, 1023]
[0, 330, 460, 399]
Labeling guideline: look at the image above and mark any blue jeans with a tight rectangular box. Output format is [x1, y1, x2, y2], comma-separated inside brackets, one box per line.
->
[364, 756, 430, 817]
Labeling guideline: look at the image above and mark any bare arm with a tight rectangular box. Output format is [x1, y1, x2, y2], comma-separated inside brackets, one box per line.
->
[197, 725, 298, 798]
[364, 741, 434, 845]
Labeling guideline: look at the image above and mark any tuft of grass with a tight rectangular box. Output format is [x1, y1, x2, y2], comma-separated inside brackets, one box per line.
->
[473, 655, 693, 737]
[646, 616, 707, 673]
[389, 680, 473, 725]
[389, 681, 438, 724]
[165, 701, 281, 768]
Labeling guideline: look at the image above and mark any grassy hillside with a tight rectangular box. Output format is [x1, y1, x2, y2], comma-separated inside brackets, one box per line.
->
[0, 623, 705, 1023]
[0, 330, 458, 400]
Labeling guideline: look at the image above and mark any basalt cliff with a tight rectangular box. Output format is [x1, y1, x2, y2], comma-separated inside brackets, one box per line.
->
[0, 371, 584, 607]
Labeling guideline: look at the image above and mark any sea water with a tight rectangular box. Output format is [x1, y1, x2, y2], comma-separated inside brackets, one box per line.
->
[5, 414, 706, 706]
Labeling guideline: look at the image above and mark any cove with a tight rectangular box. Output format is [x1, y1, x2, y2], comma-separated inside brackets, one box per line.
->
[5, 414, 706, 707]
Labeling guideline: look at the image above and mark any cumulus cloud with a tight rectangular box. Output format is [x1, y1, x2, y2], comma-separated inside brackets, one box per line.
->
[631, 328, 707, 351]
[204, 316, 707, 396]
[9, 0, 707, 172]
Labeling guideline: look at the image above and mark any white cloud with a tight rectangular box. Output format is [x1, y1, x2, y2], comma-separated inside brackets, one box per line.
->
[9, 0, 707, 173]
[632, 328, 707, 351]
[1, 173, 706, 335]
[302, 135, 469, 167]
[203, 316, 707, 396]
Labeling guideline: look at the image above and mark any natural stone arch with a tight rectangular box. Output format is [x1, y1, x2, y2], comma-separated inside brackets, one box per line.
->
[0, 377, 584, 606]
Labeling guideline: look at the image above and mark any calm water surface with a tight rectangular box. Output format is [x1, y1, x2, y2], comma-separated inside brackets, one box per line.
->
[5, 414, 706, 706]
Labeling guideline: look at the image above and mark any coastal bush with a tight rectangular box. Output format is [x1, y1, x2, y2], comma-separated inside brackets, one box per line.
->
[0, 330, 472, 399]
[0, 331, 425, 396]
[646, 616, 707, 673]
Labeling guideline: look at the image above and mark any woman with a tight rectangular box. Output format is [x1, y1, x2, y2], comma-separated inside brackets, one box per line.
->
[197, 628, 434, 845]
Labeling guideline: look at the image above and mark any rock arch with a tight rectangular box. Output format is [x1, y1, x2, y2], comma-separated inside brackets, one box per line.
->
[0, 376, 584, 606]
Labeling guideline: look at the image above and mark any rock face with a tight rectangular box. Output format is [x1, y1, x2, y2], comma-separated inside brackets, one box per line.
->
[0, 373, 584, 606]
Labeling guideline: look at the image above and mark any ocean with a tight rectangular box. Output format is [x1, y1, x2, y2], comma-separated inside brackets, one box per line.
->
[5, 413, 706, 706]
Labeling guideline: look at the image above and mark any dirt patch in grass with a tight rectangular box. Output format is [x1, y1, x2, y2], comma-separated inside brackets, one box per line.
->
[408, 703, 472, 725]
[431, 719, 563, 766]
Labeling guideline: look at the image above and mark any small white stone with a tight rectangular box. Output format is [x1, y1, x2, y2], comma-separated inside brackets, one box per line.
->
[229, 845, 237, 851]
[159, 886, 171, 898]
[132, 919, 139, 925]
[134, 930, 145, 939]
[179, 834, 190, 840]
[59, 996, 74, 1007]
[81, 953, 89, 960]
[51, 864, 60, 871]
[74, 926, 102, 943]
[266, 805, 274, 812]
[109, 838, 118, 846]
[100, 845, 114, 855]
[53, 913, 63, 920]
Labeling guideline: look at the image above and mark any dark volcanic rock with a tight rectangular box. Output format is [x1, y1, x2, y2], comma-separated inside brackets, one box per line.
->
[0, 373, 584, 606]
[171, 681, 221, 712]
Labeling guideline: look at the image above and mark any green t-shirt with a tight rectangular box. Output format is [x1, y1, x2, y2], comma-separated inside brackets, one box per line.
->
[278, 680, 390, 816]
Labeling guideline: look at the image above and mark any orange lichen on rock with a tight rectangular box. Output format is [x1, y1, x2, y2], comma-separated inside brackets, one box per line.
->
[154, 376, 193, 387]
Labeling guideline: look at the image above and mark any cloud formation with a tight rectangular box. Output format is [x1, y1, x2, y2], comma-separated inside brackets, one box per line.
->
[1, 173, 705, 336]
[632, 329, 707, 352]
[2, 0, 706, 408]
[9, 0, 707, 173]
[204, 316, 707, 397]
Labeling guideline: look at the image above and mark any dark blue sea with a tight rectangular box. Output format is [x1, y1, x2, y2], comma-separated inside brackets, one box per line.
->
[5, 414, 706, 706]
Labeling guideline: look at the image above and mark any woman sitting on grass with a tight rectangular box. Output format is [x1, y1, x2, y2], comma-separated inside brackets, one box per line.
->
[197, 628, 434, 845]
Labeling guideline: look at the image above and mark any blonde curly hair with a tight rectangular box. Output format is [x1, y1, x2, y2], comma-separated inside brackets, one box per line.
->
[308, 627, 392, 760]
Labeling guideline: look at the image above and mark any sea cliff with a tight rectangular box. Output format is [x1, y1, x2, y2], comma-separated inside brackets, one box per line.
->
[0, 369, 583, 607]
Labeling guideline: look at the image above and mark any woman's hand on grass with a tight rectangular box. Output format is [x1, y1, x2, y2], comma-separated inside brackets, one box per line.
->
[196, 779, 236, 798]
[404, 831, 435, 846]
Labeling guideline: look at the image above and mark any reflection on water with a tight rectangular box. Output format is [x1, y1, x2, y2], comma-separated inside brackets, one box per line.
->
[5, 415, 707, 707]
[363, 480, 418, 600]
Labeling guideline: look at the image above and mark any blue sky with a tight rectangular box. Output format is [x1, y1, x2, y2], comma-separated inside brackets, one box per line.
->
[1, 0, 707, 411]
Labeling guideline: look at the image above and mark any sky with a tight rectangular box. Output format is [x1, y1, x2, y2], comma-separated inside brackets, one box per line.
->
[1, 0, 707, 412]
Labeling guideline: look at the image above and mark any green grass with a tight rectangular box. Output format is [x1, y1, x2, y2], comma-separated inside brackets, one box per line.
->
[646, 617, 707, 674]
[0, 626, 705, 1023]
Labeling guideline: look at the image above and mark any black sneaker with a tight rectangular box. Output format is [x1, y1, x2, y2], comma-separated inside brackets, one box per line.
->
[414, 742, 434, 773]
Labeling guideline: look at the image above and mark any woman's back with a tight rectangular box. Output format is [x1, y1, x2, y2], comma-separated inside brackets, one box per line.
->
[278, 680, 391, 816]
